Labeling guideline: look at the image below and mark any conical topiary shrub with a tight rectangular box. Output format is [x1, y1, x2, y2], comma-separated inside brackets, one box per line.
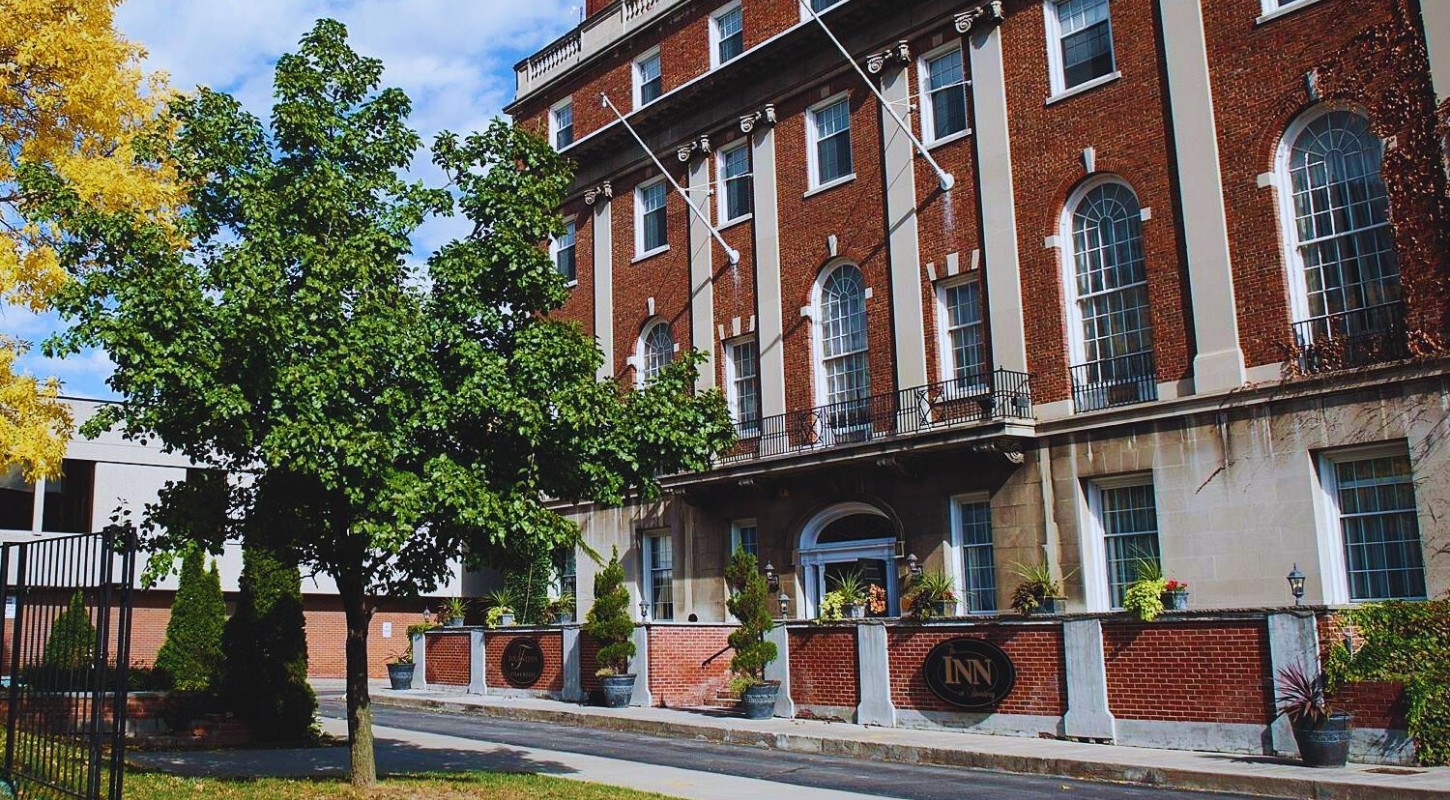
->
[586, 547, 634, 676]
[154, 545, 226, 691]
[222, 543, 316, 742]
[43, 591, 95, 671]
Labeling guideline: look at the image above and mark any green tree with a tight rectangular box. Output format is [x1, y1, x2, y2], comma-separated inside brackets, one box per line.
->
[725, 549, 777, 684]
[154, 545, 226, 691]
[223, 543, 316, 743]
[42, 590, 94, 671]
[586, 548, 635, 675]
[43, 20, 731, 785]
[503, 545, 555, 626]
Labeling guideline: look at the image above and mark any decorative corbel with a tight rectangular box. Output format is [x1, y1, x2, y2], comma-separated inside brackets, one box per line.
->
[676, 134, 712, 163]
[866, 40, 911, 74]
[584, 180, 613, 205]
[955, 0, 1004, 34]
[739, 103, 777, 134]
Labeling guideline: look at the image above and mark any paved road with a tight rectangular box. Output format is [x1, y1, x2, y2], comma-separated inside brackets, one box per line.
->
[317, 697, 1257, 800]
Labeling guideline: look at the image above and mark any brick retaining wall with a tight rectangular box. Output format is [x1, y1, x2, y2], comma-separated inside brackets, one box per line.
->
[486, 629, 564, 695]
[648, 625, 734, 707]
[425, 631, 470, 686]
[887, 624, 1066, 716]
[1102, 619, 1272, 724]
[788, 627, 858, 712]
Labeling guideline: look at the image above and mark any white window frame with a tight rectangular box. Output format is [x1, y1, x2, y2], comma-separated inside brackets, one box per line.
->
[1312, 442, 1428, 606]
[811, 260, 870, 411]
[1257, 0, 1331, 24]
[551, 216, 577, 286]
[730, 518, 759, 559]
[710, 1, 744, 69]
[947, 492, 996, 615]
[633, 47, 663, 110]
[715, 140, 753, 226]
[641, 529, 675, 621]
[917, 41, 972, 148]
[1079, 473, 1158, 612]
[934, 274, 988, 391]
[1043, 0, 1120, 102]
[634, 176, 669, 259]
[637, 319, 675, 387]
[549, 97, 574, 151]
[805, 92, 855, 193]
[724, 335, 761, 436]
[800, 0, 846, 21]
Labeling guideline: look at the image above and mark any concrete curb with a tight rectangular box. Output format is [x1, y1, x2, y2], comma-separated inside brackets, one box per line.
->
[368, 694, 1448, 800]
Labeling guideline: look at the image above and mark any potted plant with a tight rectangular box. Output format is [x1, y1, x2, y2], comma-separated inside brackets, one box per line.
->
[438, 596, 470, 627]
[1009, 561, 1073, 615]
[550, 592, 577, 625]
[830, 570, 868, 618]
[904, 570, 958, 621]
[1276, 661, 1353, 768]
[1123, 560, 1167, 622]
[1161, 579, 1189, 611]
[386, 647, 415, 690]
[483, 589, 515, 628]
[586, 547, 636, 708]
[725, 548, 780, 720]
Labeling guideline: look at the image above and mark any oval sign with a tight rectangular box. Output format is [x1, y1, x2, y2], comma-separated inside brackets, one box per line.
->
[501, 637, 545, 688]
[922, 637, 1016, 710]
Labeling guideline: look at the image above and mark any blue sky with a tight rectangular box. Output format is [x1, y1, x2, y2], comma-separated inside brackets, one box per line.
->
[7, 0, 582, 400]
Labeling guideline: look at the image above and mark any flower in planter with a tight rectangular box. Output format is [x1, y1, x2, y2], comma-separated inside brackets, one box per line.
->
[866, 584, 887, 615]
[1164, 580, 1189, 593]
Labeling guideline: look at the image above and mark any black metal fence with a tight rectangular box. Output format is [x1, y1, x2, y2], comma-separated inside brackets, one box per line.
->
[1069, 351, 1157, 413]
[722, 369, 1032, 463]
[1292, 302, 1409, 375]
[0, 529, 136, 800]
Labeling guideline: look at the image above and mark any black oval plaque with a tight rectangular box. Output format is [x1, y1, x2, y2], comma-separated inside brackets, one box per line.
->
[922, 637, 1016, 710]
[501, 637, 545, 688]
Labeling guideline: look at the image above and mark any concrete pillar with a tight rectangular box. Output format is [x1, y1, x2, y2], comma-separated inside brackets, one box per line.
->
[469, 629, 486, 695]
[593, 198, 615, 379]
[879, 64, 927, 391]
[967, 23, 1028, 374]
[855, 622, 895, 727]
[1159, 0, 1246, 393]
[630, 623, 654, 707]
[1062, 618, 1116, 740]
[562, 625, 585, 702]
[1267, 611, 1320, 755]
[410, 632, 427, 690]
[750, 123, 787, 417]
[688, 156, 716, 392]
[765, 624, 795, 718]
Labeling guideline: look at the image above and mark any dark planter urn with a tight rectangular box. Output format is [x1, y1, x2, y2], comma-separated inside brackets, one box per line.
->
[1162, 590, 1190, 611]
[387, 662, 415, 691]
[740, 682, 780, 720]
[1292, 712, 1353, 768]
[600, 674, 636, 708]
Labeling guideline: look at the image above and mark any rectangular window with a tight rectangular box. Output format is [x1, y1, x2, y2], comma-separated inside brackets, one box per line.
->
[944, 279, 986, 384]
[555, 548, 577, 616]
[923, 46, 969, 143]
[717, 142, 752, 223]
[1095, 480, 1160, 608]
[551, 99, 574, 150]
[712, 3, 744, 67]
[637, 179, 668, 255]
[1049, 0, 1115, 93]
[808, 96, 853, 189]
[0, 466, 35, 531]
[645, 532, 674, 620]
[635, 49, 662, 108]
[731, 519, 758, 558]
[809, 0, 844, 12]
[954, 498, 997, 613]
[553, 219, 576, 283]
[1328, 450, 1426, 601]
[727, 337, 761, 435]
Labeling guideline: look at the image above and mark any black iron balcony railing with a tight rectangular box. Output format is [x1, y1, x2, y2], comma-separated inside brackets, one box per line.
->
[1292, 301, 1408, 375]
[721, 369, 1032, 464]
[1070, 350, 1157, 413]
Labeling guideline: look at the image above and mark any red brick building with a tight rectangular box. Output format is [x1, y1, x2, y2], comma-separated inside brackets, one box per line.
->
[508, 0, 1450, 623]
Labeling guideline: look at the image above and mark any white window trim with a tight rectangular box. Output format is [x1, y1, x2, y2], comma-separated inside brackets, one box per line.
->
[1311, 441, 1424, 606]
[634, 176, 669, 260]
[715, 140, 752, 226]
[806, 92, 854, 192]
[917, 41, 973, 147]
[640, 528, 673, 621]
[551, 215, 578, 287]
[1059, 175, 1142, 373]
[934, 273, 988, 389]
[1042, 0, 1117, 101]
[948, 492, 993, 616]
[709, 1, 744, 70]
[799, 0, 847, 23]
[1257, 0, 1331, 25]
[723, 334, 760, 435]
[636, 318, 675, 387]
[1079, 472, 1156, 612]
[730, 518, 758, 557]
[633, 46, 663, 110]
[549, 97, 573, 151]
[811, 259, 868, 410]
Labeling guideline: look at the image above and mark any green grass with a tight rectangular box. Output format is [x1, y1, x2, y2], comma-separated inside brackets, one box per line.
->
[127, 771, 686, 800]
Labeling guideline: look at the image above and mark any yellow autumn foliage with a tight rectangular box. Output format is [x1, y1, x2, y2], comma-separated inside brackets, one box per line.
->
[0, 0, 181, 481]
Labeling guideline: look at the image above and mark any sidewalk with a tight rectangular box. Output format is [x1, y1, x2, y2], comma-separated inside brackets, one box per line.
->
[369, 688, 1450, 800]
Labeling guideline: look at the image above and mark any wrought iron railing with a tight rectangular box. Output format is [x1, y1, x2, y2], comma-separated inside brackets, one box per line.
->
[1069, 351, 1157, 413]
[1292, 302, 1408, 375]
[721, 369, 1032, 464]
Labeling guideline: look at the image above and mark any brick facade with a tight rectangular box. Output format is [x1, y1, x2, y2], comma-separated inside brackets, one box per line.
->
[647, 624, 735, 706]
[485, 630, 566, 694]
[787, 627, 858, 711]
[887, 625, 1066, 716]
[425, 631, 471, 686]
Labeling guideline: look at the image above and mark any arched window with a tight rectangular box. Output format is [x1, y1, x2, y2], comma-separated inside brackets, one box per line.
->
[1065, 180, 1155, 411]
[1280, 109, 1400, 368]
[640, 321, 673, 384]
[816, 263, 869, 411]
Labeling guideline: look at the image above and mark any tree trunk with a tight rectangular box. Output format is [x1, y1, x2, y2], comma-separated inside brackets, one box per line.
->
[338, 572, 376, 787]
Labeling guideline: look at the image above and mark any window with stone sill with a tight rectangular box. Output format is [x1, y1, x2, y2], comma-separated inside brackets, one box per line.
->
[717, 141, 752, 224]
[921, 44, 969, 143]
[552, 219, 576, 283]
[635, 49, 662, 108]
[1046, 0, 1116, 95]
[551, 99, 573, 150]
[711, 2, 744, 67]
[808, 96, 853, 189]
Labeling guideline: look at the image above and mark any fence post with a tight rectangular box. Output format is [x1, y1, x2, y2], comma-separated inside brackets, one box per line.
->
[5, 543, 26, 779]
[629, 623, 653, 707]
[561, 625, 584, 703]
[1267, 610, 1319, 756]
[411, 632, 428, 690]
[1062, 618, 1116, 740]
[469, 629, 486, 695]
[855, 622, 895, 727]
[765, 624, 794, 718]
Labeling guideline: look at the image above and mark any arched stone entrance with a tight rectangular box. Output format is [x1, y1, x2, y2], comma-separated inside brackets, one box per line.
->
[797, 501, 900, 619]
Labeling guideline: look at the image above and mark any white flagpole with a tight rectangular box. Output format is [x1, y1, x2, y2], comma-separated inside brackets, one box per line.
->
[798, 0, 955, 192]
[600, 93, 741, 266]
